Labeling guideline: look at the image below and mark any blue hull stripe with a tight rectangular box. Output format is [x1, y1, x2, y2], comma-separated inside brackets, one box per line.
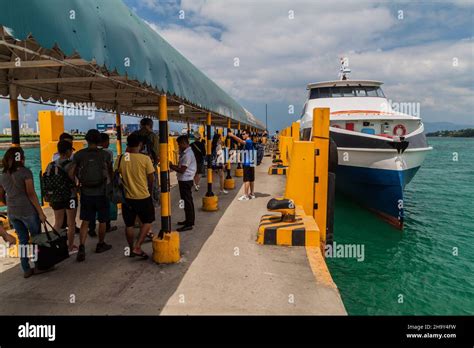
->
[335, 165, 420, 224]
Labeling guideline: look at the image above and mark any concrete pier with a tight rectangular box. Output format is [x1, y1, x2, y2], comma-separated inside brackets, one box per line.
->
[0, 157, 346, 315]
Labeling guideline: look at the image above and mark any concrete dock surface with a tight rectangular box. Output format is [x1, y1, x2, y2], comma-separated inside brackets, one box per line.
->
[0, 157, 346, 315]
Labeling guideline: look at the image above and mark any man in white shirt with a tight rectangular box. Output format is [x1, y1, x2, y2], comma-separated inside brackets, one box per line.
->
[170, 135, 197, 232]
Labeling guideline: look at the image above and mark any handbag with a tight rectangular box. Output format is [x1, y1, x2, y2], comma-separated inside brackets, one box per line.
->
[111, 154, 127, 205]
[31, 220, 69, 270]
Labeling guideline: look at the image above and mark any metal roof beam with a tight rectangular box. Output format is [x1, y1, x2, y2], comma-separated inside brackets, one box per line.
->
[14, 76, 127, 84]
[0, 58, 93, 69]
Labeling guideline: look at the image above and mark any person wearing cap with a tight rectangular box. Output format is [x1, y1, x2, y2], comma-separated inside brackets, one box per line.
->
[45, 140, 78, 254]
[190, 131, 206, 191]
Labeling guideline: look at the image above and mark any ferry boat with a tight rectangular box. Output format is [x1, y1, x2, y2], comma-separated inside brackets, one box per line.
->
[300, 59, 432, 228]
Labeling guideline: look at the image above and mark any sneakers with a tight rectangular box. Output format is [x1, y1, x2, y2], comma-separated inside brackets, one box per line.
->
[96, 242, 112, 254]
[220, 189, 229, 194]
[238, 195, 249, 201]
[77, 244, 86, 262]
[194, 184, 200, 191]
[249, 194, 256, 199]
[177, 225, 193, 232]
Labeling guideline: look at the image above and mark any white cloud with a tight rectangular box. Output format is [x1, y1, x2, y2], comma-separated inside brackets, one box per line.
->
[146, 0, 473, 125]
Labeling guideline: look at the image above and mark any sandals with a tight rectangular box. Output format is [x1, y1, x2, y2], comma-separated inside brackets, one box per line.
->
[145, 232, 155, 241]
[131, 250, 149, 260]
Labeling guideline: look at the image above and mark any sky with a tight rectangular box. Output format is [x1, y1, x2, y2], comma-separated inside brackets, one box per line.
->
[0, 0, 473, 133]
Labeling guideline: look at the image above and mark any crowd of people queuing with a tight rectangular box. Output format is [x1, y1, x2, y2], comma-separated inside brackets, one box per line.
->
[0, 117, 263, 278]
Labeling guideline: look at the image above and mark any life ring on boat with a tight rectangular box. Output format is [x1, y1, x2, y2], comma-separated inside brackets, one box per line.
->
[393, 124, 407, 136]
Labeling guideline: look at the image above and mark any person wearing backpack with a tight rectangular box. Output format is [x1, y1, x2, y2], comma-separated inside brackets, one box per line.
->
[43, 140, 78, 254]
[137, 118, 160, 165]
[190, 131, 206, 191]
[69, 129, 113, 262]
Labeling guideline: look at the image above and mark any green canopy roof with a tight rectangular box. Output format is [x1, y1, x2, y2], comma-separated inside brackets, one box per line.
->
[0, 0, 264, 129]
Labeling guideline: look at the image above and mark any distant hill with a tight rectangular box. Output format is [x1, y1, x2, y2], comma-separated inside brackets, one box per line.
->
[426, 129, 474, 137]
[424, 122, 474, 133]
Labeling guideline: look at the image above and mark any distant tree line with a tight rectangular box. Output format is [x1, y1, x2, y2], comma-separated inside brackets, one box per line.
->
[426, 129, 474, 137]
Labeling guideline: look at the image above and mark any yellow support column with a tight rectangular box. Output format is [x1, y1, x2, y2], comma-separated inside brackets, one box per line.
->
[312, 108, 330, 249]
[224, 118, 235, 189]
[153, 95, 180, 264]
[234, 122, 243, 177]
[115, 111, 122, 155]
[291, 122, 300, 141]
[203, 112, 218, 211]
[9, 85, 20, 147]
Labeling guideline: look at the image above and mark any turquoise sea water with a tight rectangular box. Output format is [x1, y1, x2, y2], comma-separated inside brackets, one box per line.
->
[1, 138, 473, 315]
[327, 138, 474, 315]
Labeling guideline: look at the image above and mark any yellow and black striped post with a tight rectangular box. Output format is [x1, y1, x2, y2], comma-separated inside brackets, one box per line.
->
[203, 112, 218, 211]
[235, 122, 243, 177]
[224, 118, 235, 189]
[153, 95, 180, 264]
[158, 95, 171, 236]
[115, 111, 122, 155]
[312, 108, 330, 249]
[9, 85, 20, 147]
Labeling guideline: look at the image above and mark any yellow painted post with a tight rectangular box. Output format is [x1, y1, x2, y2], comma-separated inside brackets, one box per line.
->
[115, 111, 122, 155]
[235, 122, 243, 177]
[153, 95, 180, 264]
[224, 118, 235, 189]
[203, 112, 218, 211]
[291, 122, 300, 141]
[284, 141, 315, 216]
[9, 85, 20, 147]
[312, 108, 330, 248]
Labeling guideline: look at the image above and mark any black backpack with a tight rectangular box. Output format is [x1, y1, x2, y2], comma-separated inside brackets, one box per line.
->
[77, 149, 107, 188]
[137, 131, 158, 164]
[190, 141, 204, 163]
[42, 160, 74, 203]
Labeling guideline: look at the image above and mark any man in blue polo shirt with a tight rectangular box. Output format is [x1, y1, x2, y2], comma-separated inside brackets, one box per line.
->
[228, 129, 255, 201]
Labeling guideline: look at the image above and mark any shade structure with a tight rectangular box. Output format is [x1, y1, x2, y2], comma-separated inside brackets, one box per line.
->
[0, 0, 264, 129]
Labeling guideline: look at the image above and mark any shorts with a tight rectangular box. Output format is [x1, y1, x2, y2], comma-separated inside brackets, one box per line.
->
[243, 166, 255, 182]
[196, 162, 205, 175]
[80, 194, 109, 223]
[51, 196, 78, 211]
[122, 196, 155, 227]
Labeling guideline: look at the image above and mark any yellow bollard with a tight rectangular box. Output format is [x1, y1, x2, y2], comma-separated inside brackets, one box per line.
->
[152, 94, 180, 263]
[234, 122, 243, 177]
[312, 108, 330, 248]
[153, 232, 180, 264]
[224, 118, 235, 190]
[284, 141, 315, 216]
[291, 122, 300, 141]
[203, 112, 218, 211]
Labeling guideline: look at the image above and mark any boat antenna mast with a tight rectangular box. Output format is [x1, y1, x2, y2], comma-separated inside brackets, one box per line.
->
[339, 57, 351, 80]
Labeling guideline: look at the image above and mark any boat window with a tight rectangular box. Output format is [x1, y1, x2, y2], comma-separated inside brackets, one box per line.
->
[318, 87, 330, 98]
[366, 87, 378, 97]
[341, 87, 355, 97]
[302, 128, 311, 141]
[309, 86, 385, 99]
[309, 88, 319, 99]
[330, 87, 342, 97]
[354, 88, 367, 96]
